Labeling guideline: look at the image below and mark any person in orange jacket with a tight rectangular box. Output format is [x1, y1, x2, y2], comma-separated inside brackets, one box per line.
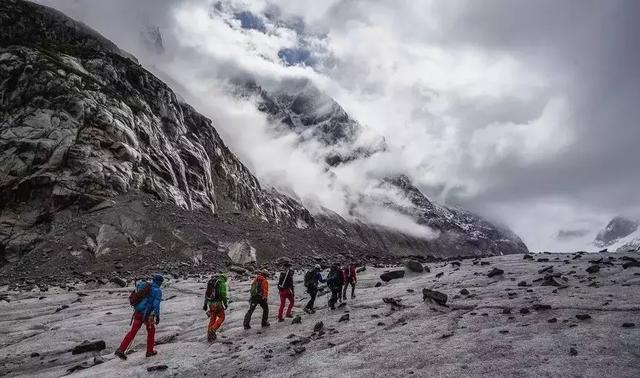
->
[342, 263, 357, 300]
[243, 270, 270, 329]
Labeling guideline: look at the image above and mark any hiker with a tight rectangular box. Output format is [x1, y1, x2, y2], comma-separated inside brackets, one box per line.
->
[327, 264, 344, 310]
[115, 273, 163, 360]
[276, 262, 295, 322]
[342, 263, 357, 300]
[203, 274, 229, 342]
[243, 270, 270, 329]
[303, 264, 325, 314]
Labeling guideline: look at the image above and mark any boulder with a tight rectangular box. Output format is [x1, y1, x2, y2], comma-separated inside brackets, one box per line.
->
[109, 276, 127, 287]
[576, 314, 591, 320]
[422, 289, 447, 306]
[226, 240, 256, 265]
[338, 314, 350, 322]
[586, 265, 600, 274]
[313, 321, 324, 333]
[291, 315, 302, 324]
[71, 340, 106, 355]
[380, 270, 405, 282]
[459, 288, 470, 296]
[487, 268, 504, 278]
[405, 260, 424, 273]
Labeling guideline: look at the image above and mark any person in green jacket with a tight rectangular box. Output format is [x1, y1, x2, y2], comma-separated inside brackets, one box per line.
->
[203, 274, 229, 342]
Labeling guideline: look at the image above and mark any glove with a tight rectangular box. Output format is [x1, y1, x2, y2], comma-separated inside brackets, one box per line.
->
[203, 304, 208, 312]
[155, 315, 160, 325]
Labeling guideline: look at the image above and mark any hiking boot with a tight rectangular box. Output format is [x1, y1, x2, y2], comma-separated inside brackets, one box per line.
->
[114, 350, 127, 360]
[262, 322, 270, 328]
[146, 351, 158, 357]
[208, 330, 217, 342]
[286, 314, 294, 318]
[277, 318, 285, 323]
[244, 325, 251, 330]
[303, 308, 312, 314]
[351, 294, 356, 299]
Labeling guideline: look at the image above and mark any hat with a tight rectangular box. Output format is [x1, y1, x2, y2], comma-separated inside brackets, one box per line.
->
[152, 273, 164, 284]
[314, 264, 321, 270]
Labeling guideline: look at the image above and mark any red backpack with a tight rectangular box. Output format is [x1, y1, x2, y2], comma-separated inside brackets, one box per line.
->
[128, 282, 151, 307]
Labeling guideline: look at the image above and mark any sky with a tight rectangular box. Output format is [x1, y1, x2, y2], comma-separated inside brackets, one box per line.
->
[33, 0, 640, 251]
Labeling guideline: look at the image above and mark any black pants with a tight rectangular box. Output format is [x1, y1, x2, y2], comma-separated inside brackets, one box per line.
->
[306, 287, 318, 309]
[328, 287, 341, 309]
[342, 279, 356, 299]
[244, 297, 269, 327]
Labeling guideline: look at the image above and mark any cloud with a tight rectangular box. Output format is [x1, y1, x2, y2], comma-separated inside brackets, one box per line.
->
[33, 0, 640, 251]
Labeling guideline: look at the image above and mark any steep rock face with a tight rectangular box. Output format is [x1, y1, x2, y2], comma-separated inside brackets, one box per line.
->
[594, 216, 638, 247]
[0, 0, 312, 261]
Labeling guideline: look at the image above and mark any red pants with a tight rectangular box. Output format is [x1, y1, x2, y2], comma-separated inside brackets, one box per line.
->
[118, 312, 155, 354]
[208, 304, 225, 333]
[278, 289, 294, 319]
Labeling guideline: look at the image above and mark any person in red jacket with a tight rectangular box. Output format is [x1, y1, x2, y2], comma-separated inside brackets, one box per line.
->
[342, 263, 357, 300]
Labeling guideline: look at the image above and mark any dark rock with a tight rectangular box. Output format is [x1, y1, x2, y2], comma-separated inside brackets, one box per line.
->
[147, 365, 169, 372]
[523, 254, 533, 260]
[622, 322, 635, 328]
[338, 314, 350, 322]
[356, 266, 366, 273]
[406, 289, 415, 293]
[519, 308, 530, 315]
[405, 260, 424, 273]
[517, 281, 527, 287]
[291, 315, 302, 324]
[422, 289, 448, 306]
[109, 276, 127, 287]
[622, 261, 640, 269]
[313, 321, 324, 333]
[383, 297, 404, 307]
[502, 308, 512, 314]
[548, 318, 558, 323]
[55, 305, 69, 313]
[487, 268, 504, 278]
[229, 265, 247, 274]
[292, 346, 306, 355]
[542, 276, 567, 287]
[537, 258, 550, 262]
[377, 322, 385, 326]
[71, 340, 106, 355]
[380, 270, 405, 282]
[459, 288, 470, 296]
[30, 352, 40, 358]
[374, 282, 382, 287]
[586, 265, 600, 274]
[538, 266, 553, 274]
[480, 261, 490, 266]
[499, 330, 509, 334]
[576, 314, 591, 321]
[570, 347, 578, 356]
[532, 304, 552, 311]
[435, 272, 444, 278]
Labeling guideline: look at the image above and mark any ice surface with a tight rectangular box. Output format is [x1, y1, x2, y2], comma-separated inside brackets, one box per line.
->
[1, 253, 639, 377]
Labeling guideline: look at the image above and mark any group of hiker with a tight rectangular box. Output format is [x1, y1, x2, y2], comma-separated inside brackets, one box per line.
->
[113, 262, 358, 359]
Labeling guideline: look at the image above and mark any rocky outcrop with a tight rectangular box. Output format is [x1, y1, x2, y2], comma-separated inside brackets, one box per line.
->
[0, 0, 314, 262]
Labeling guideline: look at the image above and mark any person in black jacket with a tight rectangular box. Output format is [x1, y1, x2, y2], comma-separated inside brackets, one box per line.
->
[303, 264, 325, 314]
[276, 262, 295, 322]
[327, 264, 344, 310]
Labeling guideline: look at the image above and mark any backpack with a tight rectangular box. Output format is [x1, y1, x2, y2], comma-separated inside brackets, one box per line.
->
[304, 270, 316, 288]
[205, 277, 220, 301]
[250, 279, 262, 298]
[129, 281, 151, 307]
[327, 269, 339, 288]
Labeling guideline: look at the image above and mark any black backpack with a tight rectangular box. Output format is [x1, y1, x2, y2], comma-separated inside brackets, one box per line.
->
[205, 277, 220, 301]
[304, 270, 316, 288]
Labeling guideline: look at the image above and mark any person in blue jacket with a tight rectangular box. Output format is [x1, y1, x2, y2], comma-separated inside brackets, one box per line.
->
[115, 273, 163, 360]
[303, 265, 325, 314]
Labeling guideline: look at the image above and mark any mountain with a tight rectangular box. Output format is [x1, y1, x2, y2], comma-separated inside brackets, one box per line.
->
[594, 216, 638, 248]
[0, 0, 526, 282]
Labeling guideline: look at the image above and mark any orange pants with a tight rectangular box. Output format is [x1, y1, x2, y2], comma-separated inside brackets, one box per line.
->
[208, 303, 225, 333]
